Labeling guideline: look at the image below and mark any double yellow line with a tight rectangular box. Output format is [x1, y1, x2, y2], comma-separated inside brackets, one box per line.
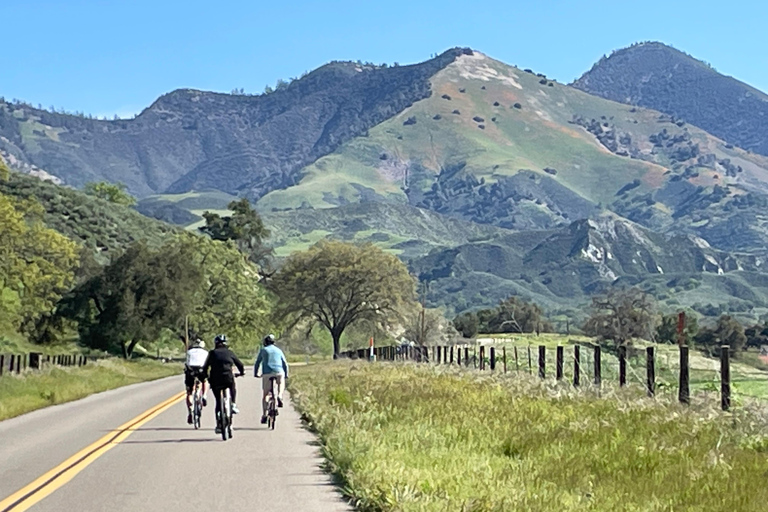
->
[0, 391, 185, 512]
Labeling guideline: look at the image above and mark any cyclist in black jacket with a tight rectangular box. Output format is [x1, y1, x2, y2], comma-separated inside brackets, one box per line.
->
[203, 335, 245, 433]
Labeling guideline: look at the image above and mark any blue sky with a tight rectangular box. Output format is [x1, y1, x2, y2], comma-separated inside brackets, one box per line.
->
[5, 0, 767, 118]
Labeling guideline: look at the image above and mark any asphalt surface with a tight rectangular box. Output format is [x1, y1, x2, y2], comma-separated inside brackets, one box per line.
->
[0, 371, 351, 512]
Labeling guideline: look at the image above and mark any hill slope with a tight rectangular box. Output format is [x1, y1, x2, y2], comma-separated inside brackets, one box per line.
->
[572, 42, 768, 157]
[0, 48, 471, 198]
[0, 168, 177, 259]
[256, 51, 768, 252]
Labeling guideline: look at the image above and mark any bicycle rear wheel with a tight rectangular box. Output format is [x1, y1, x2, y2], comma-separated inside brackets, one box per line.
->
[219, 392, 228, 441]
[193, 389, 201, 430]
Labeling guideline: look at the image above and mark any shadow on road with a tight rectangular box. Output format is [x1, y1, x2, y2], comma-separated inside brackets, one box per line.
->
[122, 438, 219, 444]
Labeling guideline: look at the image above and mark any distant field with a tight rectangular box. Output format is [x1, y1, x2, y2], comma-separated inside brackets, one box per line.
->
[292, 362, 768, 511]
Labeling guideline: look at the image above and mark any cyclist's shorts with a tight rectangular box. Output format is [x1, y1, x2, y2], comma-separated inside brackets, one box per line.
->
[184, 366, 207, 389]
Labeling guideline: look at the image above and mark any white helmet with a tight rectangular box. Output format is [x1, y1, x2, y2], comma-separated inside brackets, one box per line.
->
[193, 339, 205, 349]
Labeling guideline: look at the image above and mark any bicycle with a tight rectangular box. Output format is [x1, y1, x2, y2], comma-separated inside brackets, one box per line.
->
[191, 378, 203, 430]
[216, 374, 242, 441]
[266, 376, 279, 430]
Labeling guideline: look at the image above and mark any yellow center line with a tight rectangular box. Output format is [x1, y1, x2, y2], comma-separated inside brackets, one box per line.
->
[0, 391, 186, 512]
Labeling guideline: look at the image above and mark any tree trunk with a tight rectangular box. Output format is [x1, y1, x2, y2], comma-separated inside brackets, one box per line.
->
[121, 341, 129, 359]
[332, 331, 341, 359]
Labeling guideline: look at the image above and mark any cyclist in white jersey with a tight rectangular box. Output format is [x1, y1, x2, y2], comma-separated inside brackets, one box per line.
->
[184, 339, 209, 424]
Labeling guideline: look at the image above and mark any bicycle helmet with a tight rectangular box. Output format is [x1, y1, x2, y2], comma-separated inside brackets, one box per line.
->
[214, 334, 228, 347]
[192, 339, 205, 349]
[263, 334, 276, 345]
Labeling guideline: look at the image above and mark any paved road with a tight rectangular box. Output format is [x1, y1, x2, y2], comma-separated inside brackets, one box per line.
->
[0, 371, 351, 512]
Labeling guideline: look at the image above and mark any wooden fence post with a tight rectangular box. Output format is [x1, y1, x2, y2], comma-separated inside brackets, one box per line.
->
[679, 345, 690, 405]
[619, 345, 627, 387]
[646, 346, 655, 397]
[473, 347, 478, 369]
[457, 346, 462, 366]
[16, 355, 22, 374]
[479, 346, 485, 370]
[514, 346, 519, 372]
[0, 354, 4, 376]
[721, 345, 730, 411]
[556, 346, 563, 380]
[538, 345, 545, 379]
[490, 347, 496, 371]
[437, 346, 442, 365]
[573, 345, 580, 387]
[450, 346, 455, 364]
[503, 347, 508, 373]
[593, 345, 601, 387]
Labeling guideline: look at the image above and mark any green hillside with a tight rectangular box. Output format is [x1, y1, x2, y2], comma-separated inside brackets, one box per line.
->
[0, 169, 177, 260]
[257, 52, 768, 252]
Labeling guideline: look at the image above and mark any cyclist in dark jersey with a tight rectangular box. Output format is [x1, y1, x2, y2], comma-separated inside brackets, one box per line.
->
[202, 335, 245, 433]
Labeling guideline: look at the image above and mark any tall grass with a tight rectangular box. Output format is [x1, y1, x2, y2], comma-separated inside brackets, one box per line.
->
[0, 359, 181, 421]
[291, 362, 768, 511]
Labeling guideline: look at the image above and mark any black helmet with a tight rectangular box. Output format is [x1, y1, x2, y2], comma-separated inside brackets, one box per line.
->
[263, 333, 276, 345]
[214, 334, 228, 346]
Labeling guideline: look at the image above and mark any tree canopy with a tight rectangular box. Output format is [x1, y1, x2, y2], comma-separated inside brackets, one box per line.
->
[0, 193, 79, 336]
[271, 241, 416, 358]
[83, 181, 136, 206]
[583, 287, 655, 346]
[453, 296, 551, 338]
[199, 198, 272, 269]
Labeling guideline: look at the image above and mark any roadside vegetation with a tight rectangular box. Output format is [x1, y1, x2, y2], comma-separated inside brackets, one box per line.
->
[291, 362, 768, 512]
[0, 358, 180, 421]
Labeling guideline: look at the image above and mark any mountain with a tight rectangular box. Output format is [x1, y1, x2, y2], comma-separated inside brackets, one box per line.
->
[8, 45, 768, 321]
[411, 213, 768, 322]
[253, 50, 768, 253]
[0, 48, 471, 198]
[572, 42, 768, 158]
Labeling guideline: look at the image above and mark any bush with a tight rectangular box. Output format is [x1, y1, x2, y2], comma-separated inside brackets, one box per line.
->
[513, 103, 522, 109]
[472, 116, 485, 123]
[441, 94, 451, 100]
[432, 114, 442, 120]
[403, 116, 417, 126]
[452, 109, 461, 115]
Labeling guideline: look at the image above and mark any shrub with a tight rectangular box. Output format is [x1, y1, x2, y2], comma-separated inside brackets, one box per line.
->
[513, 103, 522, 109]
[403, 116, 417, 126]
[472, 116, 485, 123]
[543, 167, 557, 175]
[493, 101, 500, 106]
[432, 114, 442, 120]
[452, 109, 461, 115]
[478, 124, 485, 130]
[539, 79, 548, 85]
[441, 94, 451, 100]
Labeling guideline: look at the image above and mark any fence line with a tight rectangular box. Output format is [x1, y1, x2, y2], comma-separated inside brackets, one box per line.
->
[343, 343, 757, 412]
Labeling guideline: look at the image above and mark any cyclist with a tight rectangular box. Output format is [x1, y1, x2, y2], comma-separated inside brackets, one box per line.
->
[203, 335, 245, 434]
[184, 338, 208, 425]
[254, 334, 289, 424]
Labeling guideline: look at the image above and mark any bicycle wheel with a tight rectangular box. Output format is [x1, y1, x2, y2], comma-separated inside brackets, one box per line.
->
[269, 378, 277, 430]
[219, 392, 228, 441]
[193, 386, 201, 430]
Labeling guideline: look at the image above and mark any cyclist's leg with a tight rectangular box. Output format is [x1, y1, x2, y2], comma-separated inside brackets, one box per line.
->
[184, 370, 194, 423]
[276, 374, 285, 405]
[261, 374, 271, 420]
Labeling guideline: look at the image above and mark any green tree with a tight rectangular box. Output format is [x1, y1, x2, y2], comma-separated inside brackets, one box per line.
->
[656, 311, 699, 344]
[61, 242, 203, 358]
[0, 193, 79, 336]
[271, 241, 416, 358]
[583, 287, 656, 346]
[453, 311, 479, 338]
[695, 315, 747, 356]
[404, 308, 458, 345]
[199, 199, 272, 268]
[83, 181, 136, 206]
[168, 233, 274, 352]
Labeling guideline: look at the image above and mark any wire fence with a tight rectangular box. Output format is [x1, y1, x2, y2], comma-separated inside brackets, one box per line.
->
[342, 341, 768, 411]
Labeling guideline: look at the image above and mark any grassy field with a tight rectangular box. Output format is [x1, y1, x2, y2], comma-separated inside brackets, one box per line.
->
[0, 358, 181, 421]
[291, 361, 768, 511]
